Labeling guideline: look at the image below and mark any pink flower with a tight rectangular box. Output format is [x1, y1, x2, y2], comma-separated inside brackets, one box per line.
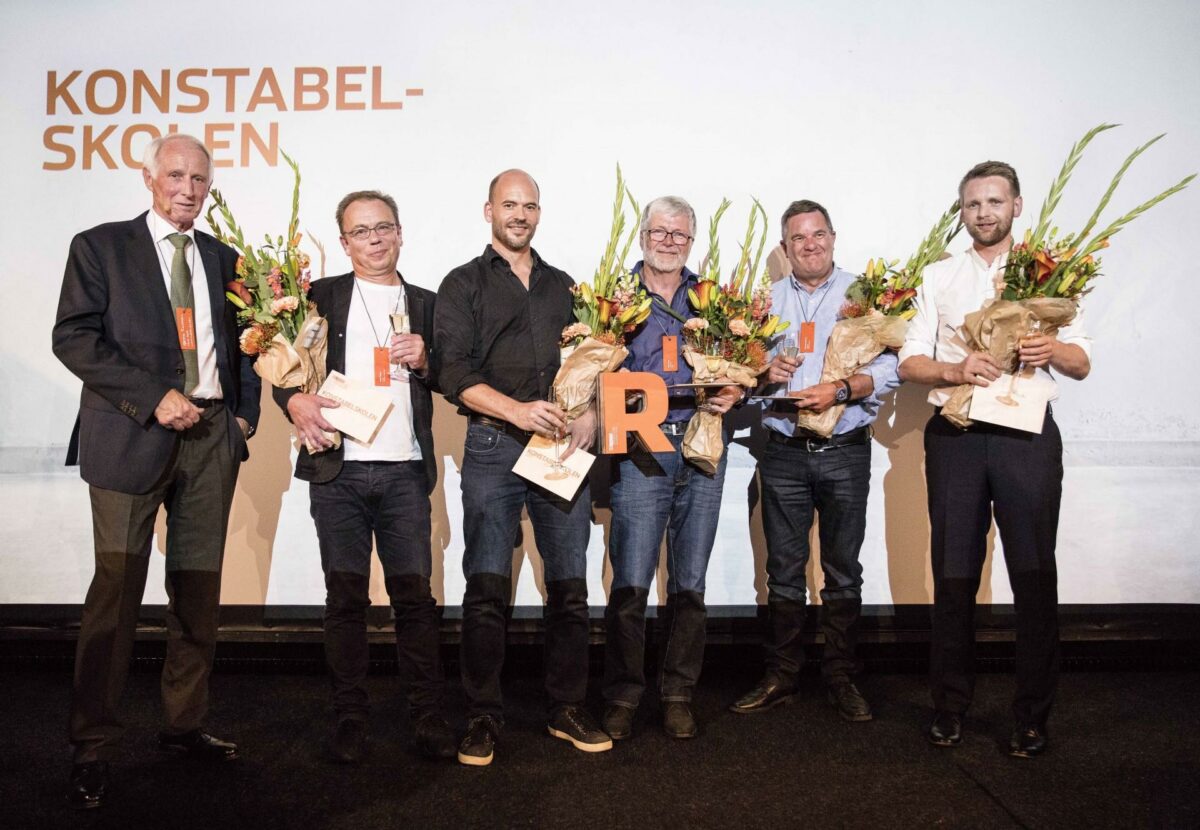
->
[729, 318, 751, 337]
[684, 317, 709, 331]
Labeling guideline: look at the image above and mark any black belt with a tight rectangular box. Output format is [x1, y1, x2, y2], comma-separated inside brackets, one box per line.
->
[660, 421, 688, 436]
[188, 397, 222, 409]
[470, 415, 533, 444]
[768, 425, 871, 453]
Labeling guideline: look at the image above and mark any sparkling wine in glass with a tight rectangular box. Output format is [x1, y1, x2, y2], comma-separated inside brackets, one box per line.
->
[998, 318, 1041, 407]
[389, 291, 410, 380]
[544, 385, 569, 481]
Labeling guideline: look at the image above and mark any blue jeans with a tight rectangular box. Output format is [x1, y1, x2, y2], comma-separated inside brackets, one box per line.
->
[758, 436, 871, 682]
[459, 420, 593, 718]
[603, 432, 727, 705]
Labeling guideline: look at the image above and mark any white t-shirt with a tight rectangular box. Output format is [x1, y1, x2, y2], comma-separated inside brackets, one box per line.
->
[898, 247, 1092, 406]
[342, 277, 421, 462]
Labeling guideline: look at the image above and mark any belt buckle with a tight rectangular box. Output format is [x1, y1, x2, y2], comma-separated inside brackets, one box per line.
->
[805, 436, 828, 453]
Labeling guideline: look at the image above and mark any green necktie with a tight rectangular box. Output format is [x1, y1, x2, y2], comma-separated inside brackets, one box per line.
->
[167, 233, 199, 395]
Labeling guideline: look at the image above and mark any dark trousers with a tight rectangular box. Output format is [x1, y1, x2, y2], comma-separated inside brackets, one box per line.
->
[925, 412, 1063, 728]
[309, 460, 443, 720]
[758, 436, 871, 684]
[458, 421, 592, 719]
[70, 405, 239, 763]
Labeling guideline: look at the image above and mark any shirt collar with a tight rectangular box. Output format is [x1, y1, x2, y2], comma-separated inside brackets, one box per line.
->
[631, 260, 700, 290]
[146, 210, 196, 244]
[788, 264, 837, 294]
[484, 243, 542, 270]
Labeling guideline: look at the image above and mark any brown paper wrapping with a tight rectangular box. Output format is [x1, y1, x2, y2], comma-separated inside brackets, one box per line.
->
[794, 314, 909, 438]
[680, 348, 759, 474]
[553, 336, 628, 420]
[941, 297, 1077, 429]
[252, 314, 340, 451]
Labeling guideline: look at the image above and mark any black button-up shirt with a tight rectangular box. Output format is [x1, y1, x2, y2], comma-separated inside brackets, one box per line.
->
[434, 245, 574, 414]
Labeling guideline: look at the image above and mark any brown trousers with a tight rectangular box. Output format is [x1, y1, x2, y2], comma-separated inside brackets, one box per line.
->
[70, 405, 239, 763]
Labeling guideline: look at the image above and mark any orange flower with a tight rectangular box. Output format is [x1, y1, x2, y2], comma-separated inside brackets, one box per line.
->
[1033, 249, 1058, 284]
[597, 296, 613, 326]
[226, 280, 253, 305]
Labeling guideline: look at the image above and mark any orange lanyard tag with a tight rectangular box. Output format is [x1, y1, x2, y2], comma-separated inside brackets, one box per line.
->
[799, 321, 816, 354]
[175, 307, 196, 350]
[373, 346, 391, 387]
[662, 335, 678, 373]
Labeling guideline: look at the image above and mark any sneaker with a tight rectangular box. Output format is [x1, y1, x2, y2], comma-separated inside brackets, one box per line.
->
[547, 705, 613, 753]
[662, 701, 698, 739]
[601, 703, 635, 741]
[414, 712, 457, 760]
[329, 719, 367, 764]
[458, 715, 500, 767]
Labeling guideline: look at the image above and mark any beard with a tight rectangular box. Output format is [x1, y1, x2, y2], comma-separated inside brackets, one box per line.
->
[493, 219, 534, 251]
[968, 213, 1013, 247]
[643, 247, 687, 273]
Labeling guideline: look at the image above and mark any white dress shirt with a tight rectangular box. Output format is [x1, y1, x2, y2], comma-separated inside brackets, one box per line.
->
[146, 211, 223, 399]
[898, 246, 1091, 406]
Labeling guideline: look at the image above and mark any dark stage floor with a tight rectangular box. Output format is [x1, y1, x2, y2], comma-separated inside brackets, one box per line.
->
[4, 656, 1199, 829]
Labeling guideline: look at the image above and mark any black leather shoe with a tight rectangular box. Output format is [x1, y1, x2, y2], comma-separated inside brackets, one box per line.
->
[601, 703, 635, 741]
[68, 761, 108, 810]
[1008, 725, 1048, 758]
[329, 719, 366, 764]
[414, 713, 457, 760]
[458, 715, 500, 767]
[158, 729, 239, 762]
[728, 678, 797, 715]
[662, 702, 698, 739]
[928, 711, 963, 747]
[826, 681, 873, 722]
[547, 705, 613, 753]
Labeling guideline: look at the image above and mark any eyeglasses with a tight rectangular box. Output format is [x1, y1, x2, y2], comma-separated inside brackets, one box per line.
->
[343, 222, 400, 241]
[645, 228, 693, 245]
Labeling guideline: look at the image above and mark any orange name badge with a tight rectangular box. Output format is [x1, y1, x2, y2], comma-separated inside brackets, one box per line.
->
[373, 346, 391, 387]
[175, 307, 196, 350]
[799, 321, 817, 354]
[661, 335, 679, 373]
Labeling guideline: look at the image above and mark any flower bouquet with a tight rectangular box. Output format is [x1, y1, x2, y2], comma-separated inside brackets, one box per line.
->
[206, 151, 335, 447]
[793, 200, 962, 437]
[941, 123, 1195, 427]
[681, 199, 787, 473]
[554, 164, 652, 420]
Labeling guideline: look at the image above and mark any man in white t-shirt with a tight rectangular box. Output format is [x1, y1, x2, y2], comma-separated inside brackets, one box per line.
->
[898, 161, 1091, 758]
[277, 190, 454, 764]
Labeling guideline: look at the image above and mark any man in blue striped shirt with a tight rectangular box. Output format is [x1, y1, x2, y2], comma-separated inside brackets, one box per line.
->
[730, 199, 900, 722]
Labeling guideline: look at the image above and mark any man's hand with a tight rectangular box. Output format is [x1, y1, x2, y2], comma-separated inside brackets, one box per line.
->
[560, 409, 597, 460]
[764, 354, 802, 385]
[1018, 333, 1056, 369]
[236, 417, 251, 439]
[510, 400, 568, 438]
[390, 333, 427, 371]
[286, 393, 340, 451]
[704, 385, 745, 415]
[946, 352, 1001, 387]
[791, 383, 838, 414]
[154, 389, 202, 431]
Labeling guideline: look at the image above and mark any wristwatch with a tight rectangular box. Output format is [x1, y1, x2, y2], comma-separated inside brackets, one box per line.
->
[834, 380, 852, 404]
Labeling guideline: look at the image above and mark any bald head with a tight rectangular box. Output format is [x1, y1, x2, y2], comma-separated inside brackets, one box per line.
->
[488, 169, 540, 203]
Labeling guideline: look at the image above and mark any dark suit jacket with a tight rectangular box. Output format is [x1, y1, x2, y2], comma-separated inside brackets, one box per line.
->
[272, 273, 439, 493]
[52, 212, 262, 494]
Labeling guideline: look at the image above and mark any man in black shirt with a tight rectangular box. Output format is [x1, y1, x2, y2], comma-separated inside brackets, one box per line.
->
[434, 169, 610, 766]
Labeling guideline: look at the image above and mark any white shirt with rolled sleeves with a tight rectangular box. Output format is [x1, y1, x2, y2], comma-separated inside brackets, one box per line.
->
[897, 247, 1092, 406]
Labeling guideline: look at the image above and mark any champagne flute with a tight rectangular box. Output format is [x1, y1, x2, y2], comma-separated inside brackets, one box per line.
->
[781, 333, 803, 364]
[998, 318, 1041, 407]
[389, 290, 410, 381]
[544, 385, 570, 481]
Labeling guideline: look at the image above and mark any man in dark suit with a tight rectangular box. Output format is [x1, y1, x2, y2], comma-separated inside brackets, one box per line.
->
[276, 190, 455, 764]
[52, 134, 261, 810]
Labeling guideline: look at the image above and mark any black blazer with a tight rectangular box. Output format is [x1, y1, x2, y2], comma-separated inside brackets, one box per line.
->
[273, 273, 439, 492]
[52, 212, 262, 495]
